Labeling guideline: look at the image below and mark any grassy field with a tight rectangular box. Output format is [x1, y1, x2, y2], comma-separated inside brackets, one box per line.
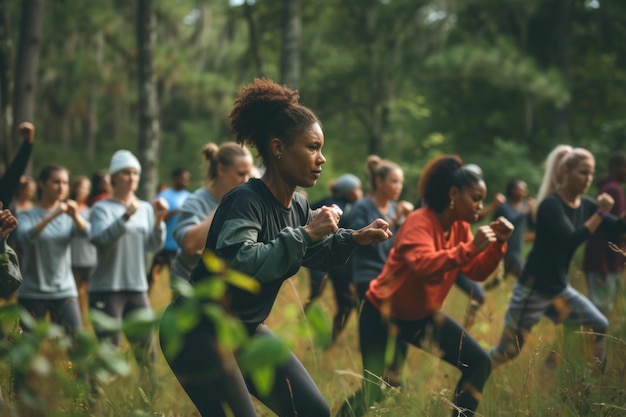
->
[2, 256, 626, 417]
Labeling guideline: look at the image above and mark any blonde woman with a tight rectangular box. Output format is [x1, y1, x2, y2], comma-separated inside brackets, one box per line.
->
[489, 145, 626, 372]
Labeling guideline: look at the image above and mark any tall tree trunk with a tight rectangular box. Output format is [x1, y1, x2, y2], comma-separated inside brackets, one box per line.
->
[554, 0, 570, 138]
[280, 0, 300, 89]
[83, 32, 103, 160]
[136, 0, 160, 201]
[243, 1, 266, 78]
[12, 0, 44, 149]
[0, 0, 13, 168]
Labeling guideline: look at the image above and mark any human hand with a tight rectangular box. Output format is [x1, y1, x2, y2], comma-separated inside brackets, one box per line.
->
[396, 200, 414, 218]
[494, 193, 506, 205]
[153, 197, 169, 222]
[53, 202, 69, 217]
[18, 122, 35, 144]
[304, 205, 342, 241]
[124, 200, 140, 220]
[65, 200, 79, 218]
[352, 218, 392, 245]
[0, 204, 18, 239]
[472, 225, 497, 252]
[489, 216, 515, 243]
[597, 192, 614, 212]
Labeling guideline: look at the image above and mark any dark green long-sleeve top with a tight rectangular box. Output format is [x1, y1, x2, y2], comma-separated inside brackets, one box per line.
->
[190, 178, 359, 332]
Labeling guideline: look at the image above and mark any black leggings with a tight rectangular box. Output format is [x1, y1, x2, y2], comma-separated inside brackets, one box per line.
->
[337, 298, 491, 417]
[159, 301, 330, 417]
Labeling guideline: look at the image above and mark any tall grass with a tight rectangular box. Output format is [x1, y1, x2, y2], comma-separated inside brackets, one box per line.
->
[1, 259, 626, 417]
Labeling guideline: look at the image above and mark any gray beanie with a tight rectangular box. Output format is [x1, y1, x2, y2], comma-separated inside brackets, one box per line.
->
[332, 174, 361, 196]
[109, 150, 142, 175]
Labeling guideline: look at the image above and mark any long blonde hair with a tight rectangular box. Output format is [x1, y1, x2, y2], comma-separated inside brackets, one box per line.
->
[537, 145, 594, 204]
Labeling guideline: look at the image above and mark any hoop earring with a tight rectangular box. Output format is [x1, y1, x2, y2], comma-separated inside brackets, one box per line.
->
[449, 200, 455, 210]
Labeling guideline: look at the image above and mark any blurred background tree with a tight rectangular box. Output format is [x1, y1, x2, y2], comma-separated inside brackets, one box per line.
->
[0, 0, 623, 201]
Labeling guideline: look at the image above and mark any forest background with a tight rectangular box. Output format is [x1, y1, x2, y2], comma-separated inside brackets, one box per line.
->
[1, 1, 626, 417]
[2, 0, 626, 202]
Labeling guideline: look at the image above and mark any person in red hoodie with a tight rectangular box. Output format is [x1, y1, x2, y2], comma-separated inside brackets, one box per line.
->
[336, 155, 513, 417]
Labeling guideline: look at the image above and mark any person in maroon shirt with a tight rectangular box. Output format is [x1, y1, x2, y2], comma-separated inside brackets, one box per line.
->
[582, 150, 626, 314]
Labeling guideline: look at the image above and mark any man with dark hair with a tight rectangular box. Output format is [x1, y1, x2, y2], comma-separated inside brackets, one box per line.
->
[583, 150, 626, 314]
[147, 168, 191, 290]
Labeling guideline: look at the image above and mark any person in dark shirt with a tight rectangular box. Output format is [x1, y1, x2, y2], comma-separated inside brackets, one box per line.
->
[0, 122, 35, 209]
[489, 145, 626, 372]
[305, 173, 362, 345]
[582, 150, 626, 314]
[484, 179, 536, 290]
[158, 78, 392, 417]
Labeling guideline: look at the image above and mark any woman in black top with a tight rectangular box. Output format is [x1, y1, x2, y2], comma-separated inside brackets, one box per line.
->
[489, 145, 626, 371]
[159, 78, 392, 417]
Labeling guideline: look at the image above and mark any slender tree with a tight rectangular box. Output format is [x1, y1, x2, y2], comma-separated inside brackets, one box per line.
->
[12, 0, 44, 149]
[280, 0, 300, 89]
[0, 0, 13, 166]
[136, 0, 160, 201]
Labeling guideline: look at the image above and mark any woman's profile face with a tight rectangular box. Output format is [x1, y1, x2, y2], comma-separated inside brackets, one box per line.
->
[220, 155, 254, 191]
[565, 157, 594, 195]
[278, 122, 326, 189]
[454, 180, 486, 223]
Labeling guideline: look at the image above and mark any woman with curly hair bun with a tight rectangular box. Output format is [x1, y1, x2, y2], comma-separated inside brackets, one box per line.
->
[159, 78, 393, 417]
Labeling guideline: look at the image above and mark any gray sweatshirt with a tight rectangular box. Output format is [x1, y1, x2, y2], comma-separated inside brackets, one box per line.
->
[16, 208, 88, 299]
[170, 187, 219, 282]
[89, 199, 165, 292]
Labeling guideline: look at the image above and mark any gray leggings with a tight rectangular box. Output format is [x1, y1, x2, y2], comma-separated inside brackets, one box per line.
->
[489, 282, 609, 368]
[89, 291, 156, 366]
[18, 297, 83, 335]
[160, 300, 330, 417]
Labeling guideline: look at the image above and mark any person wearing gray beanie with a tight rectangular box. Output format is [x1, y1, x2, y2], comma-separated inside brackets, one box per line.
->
[331, 174, 361, 198]
[108, 149, 142, 176]
[89, 149, 166, 378]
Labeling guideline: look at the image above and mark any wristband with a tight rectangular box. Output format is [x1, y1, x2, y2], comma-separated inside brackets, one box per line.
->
[596, 209, 608, 219]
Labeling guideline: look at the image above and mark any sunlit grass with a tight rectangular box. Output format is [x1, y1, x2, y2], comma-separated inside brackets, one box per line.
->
[1, 259, 626, 416]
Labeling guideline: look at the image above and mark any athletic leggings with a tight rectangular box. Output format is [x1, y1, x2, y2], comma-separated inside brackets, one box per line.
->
[89, 291, 156, 366]
[159, 300, 330, 417]
[337, 298, 491, 417]
[18, 297, 83, 335]
[307, 264, 358, 342]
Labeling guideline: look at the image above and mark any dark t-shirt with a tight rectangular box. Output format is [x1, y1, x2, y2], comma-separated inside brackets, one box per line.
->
[190, 179, 357, 331]
[493, 201, 529, 262]
[520, 193, 626, 296]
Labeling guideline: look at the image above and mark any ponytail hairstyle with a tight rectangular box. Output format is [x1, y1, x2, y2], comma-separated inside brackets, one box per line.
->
[365, 155, 401, 192]
[201, 142, 251, 182]
[228, 78, 320, 168]
[36, 164, 68, 201]
[536, 145, 594, 204]
[418, 155, 482, 213]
